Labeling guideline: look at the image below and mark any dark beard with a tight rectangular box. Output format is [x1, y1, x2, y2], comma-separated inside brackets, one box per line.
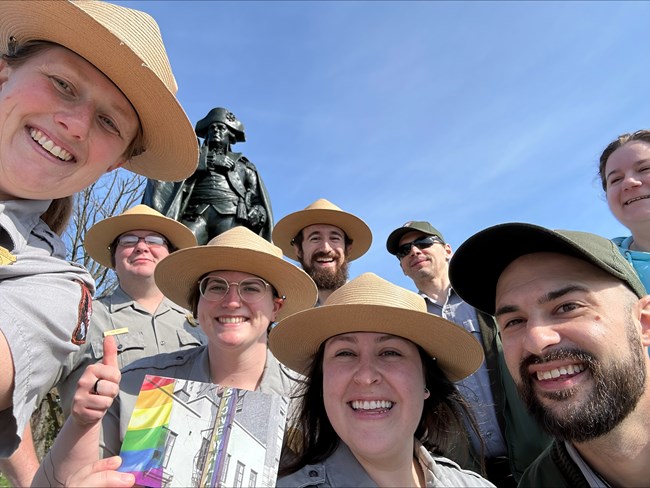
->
[517, 318, 646, 443]
[300, 252, 349, 291]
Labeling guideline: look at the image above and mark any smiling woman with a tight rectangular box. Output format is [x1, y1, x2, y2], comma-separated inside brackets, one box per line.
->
[33, 226, 318, 486]
[599, 129, 650, 293]
[0, 0, 198, 481]
[269, 272, 494, 488]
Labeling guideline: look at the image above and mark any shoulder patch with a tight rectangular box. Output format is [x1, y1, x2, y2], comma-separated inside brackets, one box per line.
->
[0, 246, 16, 265]
[71, 281, 93, 345]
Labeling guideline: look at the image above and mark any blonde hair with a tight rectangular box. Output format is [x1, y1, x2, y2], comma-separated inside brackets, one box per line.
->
[41, 197, 73, 235]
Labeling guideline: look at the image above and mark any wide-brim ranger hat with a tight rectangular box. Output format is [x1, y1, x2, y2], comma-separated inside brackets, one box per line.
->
[449, 222, 647, 316]
[386, 221, 446, 255]
[269, 272, 484, 381]
[155, 226, 318, 321]
[272, 199, 372, 261]
[84, 204, 197, 268]
[0, 1, 198, 182]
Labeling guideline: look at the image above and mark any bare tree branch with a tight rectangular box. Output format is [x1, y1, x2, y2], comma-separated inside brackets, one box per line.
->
[62, 169, 146, 297]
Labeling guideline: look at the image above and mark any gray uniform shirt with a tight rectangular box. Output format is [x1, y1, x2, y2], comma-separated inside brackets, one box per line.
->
[423, 290, 507, 459]
[0, 199, 94, 457]
[56, 286, 206, 417]
[99, 346, 298, 457]
[277, 440, 495, 487]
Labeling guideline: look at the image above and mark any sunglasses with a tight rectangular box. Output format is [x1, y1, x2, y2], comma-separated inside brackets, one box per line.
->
[395, 236, 442, 259]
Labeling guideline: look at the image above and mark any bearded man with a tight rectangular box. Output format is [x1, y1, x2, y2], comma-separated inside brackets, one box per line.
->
[449, 223, 650, 487]
[272, 199, 371, 304]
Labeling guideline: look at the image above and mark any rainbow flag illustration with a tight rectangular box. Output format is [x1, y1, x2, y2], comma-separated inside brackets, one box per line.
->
[119, 375, 176, 487]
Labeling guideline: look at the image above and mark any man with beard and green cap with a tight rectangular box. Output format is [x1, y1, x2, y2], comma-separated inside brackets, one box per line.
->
[449, 222, 650, 487]
[272, 199, 372, 305]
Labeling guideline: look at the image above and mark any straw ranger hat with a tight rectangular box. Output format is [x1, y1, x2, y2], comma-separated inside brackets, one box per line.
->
[269, 272, 484, 381]
[272, 199, 372, 261]
[0, 1, 198, 182]
[84, 204, 197, 268]
[155, 226, 318, 321]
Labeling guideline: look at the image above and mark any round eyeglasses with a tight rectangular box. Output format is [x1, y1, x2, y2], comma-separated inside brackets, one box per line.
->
[198, 276, 271, 303]
[116, 234, 168, 248]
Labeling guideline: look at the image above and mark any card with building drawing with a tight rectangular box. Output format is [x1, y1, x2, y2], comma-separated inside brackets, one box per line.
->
[117, 375, 289, 487]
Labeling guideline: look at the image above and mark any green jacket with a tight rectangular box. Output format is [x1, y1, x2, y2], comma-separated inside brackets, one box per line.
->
[475, 311, 552, 481]
[519, 440, 591, 488]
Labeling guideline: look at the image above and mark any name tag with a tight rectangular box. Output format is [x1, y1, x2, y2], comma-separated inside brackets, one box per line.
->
[104, 328, 129, 337]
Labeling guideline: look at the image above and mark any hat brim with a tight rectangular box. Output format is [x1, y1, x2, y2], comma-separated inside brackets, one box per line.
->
[269, 304, 484, 381]
[84, 213, 198, 269]
[0, 1, 198, 182]
[154, 245, 317, 320]
[449, 222, 644, 315]
[273, 209, 372, 261]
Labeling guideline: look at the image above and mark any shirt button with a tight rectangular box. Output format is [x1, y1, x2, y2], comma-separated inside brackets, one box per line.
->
[486, 431, 493, 438]
[160, 340, 166, 346]
[308, 470, 318, 478]
[117, 344, 123, 351]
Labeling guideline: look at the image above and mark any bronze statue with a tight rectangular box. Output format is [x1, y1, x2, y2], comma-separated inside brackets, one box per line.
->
[142, 108, 273, 244]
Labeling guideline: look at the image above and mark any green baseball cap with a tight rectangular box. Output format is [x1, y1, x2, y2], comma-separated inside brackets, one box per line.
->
[386, 221, 446, 255]
[449, 223, 646, 315]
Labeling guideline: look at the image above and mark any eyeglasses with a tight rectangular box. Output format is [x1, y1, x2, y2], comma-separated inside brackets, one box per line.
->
[395, 236, 442, 260]
[198, 276, 271, 303]
[116, 234, 168, 248]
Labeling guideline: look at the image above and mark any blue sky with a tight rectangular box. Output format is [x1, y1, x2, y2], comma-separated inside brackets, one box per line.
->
[119, 0, 649, 291]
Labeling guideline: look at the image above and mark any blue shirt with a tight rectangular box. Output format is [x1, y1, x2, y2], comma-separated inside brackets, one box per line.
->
[613, 236, 650, 292]
[422, 289, 507, 459]
[612, 236, 650, 356]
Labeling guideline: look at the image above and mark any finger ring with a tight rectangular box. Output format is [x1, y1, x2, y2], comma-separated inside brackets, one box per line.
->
[92, 378, 101, 395]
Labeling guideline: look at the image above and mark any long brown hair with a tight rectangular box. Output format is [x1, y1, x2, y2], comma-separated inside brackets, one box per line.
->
[40, 197, 73, 235]
[279, 344, 484, 476]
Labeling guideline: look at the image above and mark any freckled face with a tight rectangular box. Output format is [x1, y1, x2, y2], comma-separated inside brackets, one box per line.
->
[322, 332, 428, 461]
[0, 45, 139, 200]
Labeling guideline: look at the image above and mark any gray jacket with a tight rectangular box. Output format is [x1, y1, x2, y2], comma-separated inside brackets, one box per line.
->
[277, 441, 495, 487]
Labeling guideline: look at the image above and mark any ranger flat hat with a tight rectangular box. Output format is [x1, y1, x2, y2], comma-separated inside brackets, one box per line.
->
[155, 226, 318, 321]
[386, 221, 446, 255]
[84, 204, 197, 268]
[0, 0, 198, 181]
[272, 199, 372, 261]
[449, 222, 647, 315]
[269, 272, 484, 381]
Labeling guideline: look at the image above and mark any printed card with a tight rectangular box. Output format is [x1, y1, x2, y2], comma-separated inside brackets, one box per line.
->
[118, 375, 288, 487]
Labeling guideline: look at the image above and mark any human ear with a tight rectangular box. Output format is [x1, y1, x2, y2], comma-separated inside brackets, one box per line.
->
[293, 244, 303, 260]
[638, 295, 650, 347]
[271, 297, 284, 321]
[0, 60, 10, 88]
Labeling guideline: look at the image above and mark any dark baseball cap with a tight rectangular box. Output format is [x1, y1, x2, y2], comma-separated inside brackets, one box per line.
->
[386, 221, 446, 255]
[449, 222, 646, 315]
